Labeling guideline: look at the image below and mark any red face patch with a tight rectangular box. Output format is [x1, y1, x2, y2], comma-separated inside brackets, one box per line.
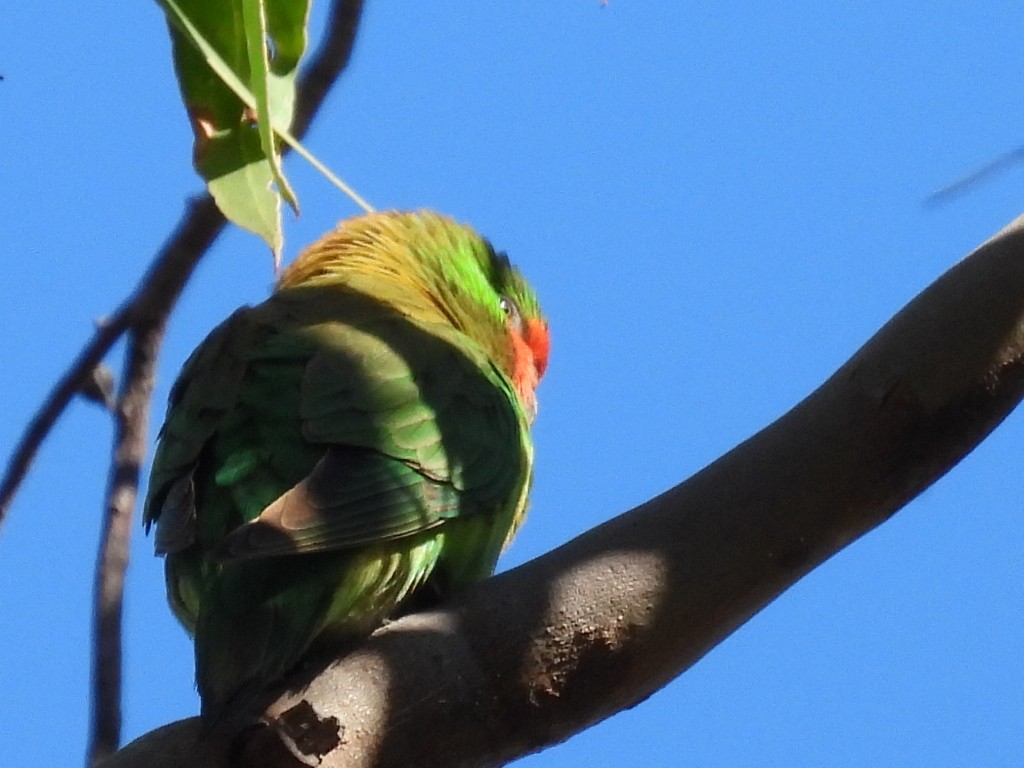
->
[508, 318, 548, 421]
[524, 318, 550, 379]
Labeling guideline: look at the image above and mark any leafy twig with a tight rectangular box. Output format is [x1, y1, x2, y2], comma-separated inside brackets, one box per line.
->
[84, 2, 365, 762]
[0, 1, 365, 764]
[0, 0, 366, 533]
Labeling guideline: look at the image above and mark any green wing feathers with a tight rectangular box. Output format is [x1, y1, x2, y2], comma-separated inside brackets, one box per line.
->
[144, 279, 533, 718]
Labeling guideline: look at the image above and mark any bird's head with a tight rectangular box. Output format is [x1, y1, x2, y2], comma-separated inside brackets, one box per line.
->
[278, 210, 549, 420]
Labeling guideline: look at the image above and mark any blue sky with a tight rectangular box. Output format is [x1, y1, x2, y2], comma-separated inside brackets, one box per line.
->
[2, 2, 1023, 766]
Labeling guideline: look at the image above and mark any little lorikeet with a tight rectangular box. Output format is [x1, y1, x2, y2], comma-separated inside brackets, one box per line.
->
[143, 210, 549, 721]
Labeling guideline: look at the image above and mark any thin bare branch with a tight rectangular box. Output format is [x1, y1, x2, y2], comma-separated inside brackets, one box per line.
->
[88, 325, 165, 766]
[79, 0, 367, 761]
[0, 0, 366, 534]
[0, 311, 131, 527]
[293, 0, 365, 139]
[926, 144, 1024, 206]
[0, 194, 225, 533]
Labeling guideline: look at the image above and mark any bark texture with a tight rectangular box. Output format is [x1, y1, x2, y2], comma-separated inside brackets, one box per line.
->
[102, 214, 1024, 767]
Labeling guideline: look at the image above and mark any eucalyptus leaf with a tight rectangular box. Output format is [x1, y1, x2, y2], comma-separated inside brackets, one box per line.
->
[241, 0, 298, 215]
[157, 0, 310, 265]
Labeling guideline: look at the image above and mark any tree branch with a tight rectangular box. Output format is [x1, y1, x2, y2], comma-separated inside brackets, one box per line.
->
[89, 326, 165, 764]
[102, 213, 1024, 767]
[0, 0, 367, 532]
[0, 198, 226, 538]
[82, 2, 367, 759]
[0, 3, 368, 765]
[0, 2, 366, 762]
[0, 313, 129, 529]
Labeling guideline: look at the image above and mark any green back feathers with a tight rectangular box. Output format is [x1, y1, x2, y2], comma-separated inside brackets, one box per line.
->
[143, 210, 547, 718]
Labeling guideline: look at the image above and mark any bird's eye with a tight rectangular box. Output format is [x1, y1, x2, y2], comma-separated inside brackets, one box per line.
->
[499, 295, 523, 331]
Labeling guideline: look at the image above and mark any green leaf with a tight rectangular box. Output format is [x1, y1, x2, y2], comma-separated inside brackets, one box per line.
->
[157, 0, 311, 265]
[207, 131, 282, 259]
[241, 0, 298, 215]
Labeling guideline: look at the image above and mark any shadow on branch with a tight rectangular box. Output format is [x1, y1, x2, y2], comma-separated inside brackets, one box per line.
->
[102, 214, 1024, 767]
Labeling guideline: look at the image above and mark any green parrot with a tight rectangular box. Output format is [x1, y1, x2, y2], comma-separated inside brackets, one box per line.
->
[143, 210, 549, 721]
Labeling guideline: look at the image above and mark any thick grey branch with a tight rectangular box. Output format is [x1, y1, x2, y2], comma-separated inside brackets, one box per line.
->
[102, 214, 1024, 768]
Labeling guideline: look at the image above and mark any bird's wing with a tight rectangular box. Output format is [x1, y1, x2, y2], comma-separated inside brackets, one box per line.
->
[211, 310, 529, 561]
[144, 306, 263, 554]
